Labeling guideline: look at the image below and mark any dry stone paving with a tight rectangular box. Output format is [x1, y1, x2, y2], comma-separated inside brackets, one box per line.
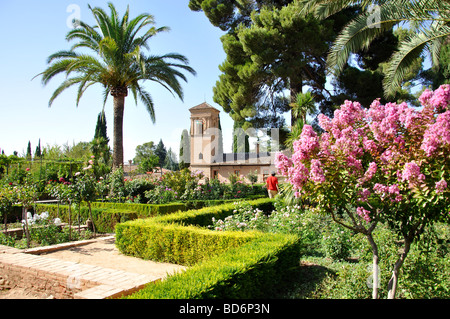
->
[0, 236, 165, 299]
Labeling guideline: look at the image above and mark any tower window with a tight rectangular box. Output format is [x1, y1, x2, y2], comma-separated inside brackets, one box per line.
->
[195, 120, 203, 135]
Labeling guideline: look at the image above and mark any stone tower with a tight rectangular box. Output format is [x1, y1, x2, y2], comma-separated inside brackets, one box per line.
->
[189, 102, 221, 165]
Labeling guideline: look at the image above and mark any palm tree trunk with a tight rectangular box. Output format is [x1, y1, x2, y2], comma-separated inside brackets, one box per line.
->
[112, 93, 126, 169]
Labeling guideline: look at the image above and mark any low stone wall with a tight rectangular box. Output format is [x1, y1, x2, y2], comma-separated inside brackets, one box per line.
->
[0, 239, 159, 299]
[0, 246, 97, 299]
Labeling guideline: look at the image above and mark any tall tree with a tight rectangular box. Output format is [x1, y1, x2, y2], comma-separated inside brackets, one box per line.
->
[155, 139, 167, 173]
[133, 141, 156, 164]
[91, 110, 111, 176]
[26, 141, 32, 160]
[36, 3, 196, 169]
[331, 27, 423, 107]
[191, 1, 355, 128]
[164, 148, 179, 171]
[179, 129, 191, 169]
[214, 3, 336, 126]
[34, 139, 42, 159]
[94, 110, 109, 142]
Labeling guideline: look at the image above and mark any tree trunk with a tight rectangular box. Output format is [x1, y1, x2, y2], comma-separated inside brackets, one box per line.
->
[112, 87, 127, 170]
[388, 237, 412, 299]
[367, 233, 380, 299]
[68, 202, 72, 241]
[88, 201, 96, 238]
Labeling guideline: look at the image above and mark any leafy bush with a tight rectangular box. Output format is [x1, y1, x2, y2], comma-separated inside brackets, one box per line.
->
[128, 233, 300, 299]
[321, 223, 352, 261]
[209, 201, 269, 232]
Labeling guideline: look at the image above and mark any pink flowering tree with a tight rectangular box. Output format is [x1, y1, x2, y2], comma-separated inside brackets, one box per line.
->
[276, 85, 450, 299]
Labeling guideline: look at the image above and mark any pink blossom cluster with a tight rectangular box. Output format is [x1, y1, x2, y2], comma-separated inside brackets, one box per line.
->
[292, 125, 319, 161]
[357, 188, 371, 202]
[435, 179, 448, 194]
[287, 163, 309, 196]
[420, 111, 450, 156]
[356, 207, 371, 222]
[401, 162, 425, 187]
[420, 84, 450, 110]
[359, 162, 377, 185]
[275, 152, 292, 176]
[373, 183, 402, 202]
[310, 159, 326, 183]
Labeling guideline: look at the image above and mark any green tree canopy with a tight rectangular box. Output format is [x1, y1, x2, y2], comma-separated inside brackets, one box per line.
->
[155, 139, 167, 169]
[133, 141, 156, 165]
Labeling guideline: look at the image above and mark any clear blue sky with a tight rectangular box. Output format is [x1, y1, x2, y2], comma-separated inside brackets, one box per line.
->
[0, 0, 236, 162]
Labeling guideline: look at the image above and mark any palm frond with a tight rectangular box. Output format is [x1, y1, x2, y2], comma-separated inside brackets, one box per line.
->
[48, 77, 84, 107]
[135, 85, 155, 123]
[383, 24, 450, 97]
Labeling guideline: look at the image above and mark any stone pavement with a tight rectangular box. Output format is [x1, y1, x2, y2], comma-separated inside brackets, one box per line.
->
[0, 236, 161, 299]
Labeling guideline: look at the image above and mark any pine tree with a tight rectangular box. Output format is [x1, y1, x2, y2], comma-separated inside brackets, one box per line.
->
[155, 139, 167, 174]
[26, 141, 32, 160]
[164, 148, 179, 171]
[91, 110, 111, 176]
[94, 110, 109, 142]
[179, 129, 190, 169]
[34, 139, 42, 158]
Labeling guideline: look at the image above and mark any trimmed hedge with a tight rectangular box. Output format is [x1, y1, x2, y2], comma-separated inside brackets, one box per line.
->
[34, 201, 187, 233]
[89, 201, 186, 218]
[34, 204, 138, 233]
[115, 198, 302, 299]
[33, 198, 268, 234]
[129, 233, 300, 299]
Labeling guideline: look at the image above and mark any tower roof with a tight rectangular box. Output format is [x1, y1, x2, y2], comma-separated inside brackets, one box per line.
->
[189, 102, 220, 112]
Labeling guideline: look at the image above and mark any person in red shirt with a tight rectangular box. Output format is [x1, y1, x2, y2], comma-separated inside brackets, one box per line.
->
[266, 171, 279, 198]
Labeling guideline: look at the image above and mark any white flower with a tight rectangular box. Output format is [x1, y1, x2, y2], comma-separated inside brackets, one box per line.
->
[75, 172, 81, 176]
[54, 218, 62, 226]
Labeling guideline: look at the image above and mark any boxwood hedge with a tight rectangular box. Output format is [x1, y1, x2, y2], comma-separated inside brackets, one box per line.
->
[115, 198, 302, 299]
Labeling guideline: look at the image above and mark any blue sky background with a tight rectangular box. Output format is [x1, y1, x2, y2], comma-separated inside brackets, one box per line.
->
[0, 0, 238, 162]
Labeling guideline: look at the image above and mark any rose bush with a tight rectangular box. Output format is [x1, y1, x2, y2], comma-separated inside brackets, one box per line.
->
[275, 85, 450, 299]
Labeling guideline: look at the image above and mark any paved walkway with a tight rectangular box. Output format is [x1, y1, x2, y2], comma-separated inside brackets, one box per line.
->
[0, 236, 163, 299]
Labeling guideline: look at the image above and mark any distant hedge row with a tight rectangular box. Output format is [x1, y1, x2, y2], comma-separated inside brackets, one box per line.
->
[34, 202, 187, 233]
[32, 197, 266, 233]
[115, 198, 302, 299]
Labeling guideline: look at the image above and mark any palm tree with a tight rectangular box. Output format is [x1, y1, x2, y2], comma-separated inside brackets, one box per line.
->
[35, 3, 196, 169]
[299, 0, 450, 98]
[290, 91, 317, 125]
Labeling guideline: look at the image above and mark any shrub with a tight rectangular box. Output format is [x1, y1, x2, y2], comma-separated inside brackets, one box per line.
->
[125, 232, 300, 299]
[115, 198, 301, 299]
[321, 223, 352, 261]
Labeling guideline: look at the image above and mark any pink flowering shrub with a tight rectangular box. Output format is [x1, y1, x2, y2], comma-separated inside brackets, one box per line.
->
[276, 85, 450, 299]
